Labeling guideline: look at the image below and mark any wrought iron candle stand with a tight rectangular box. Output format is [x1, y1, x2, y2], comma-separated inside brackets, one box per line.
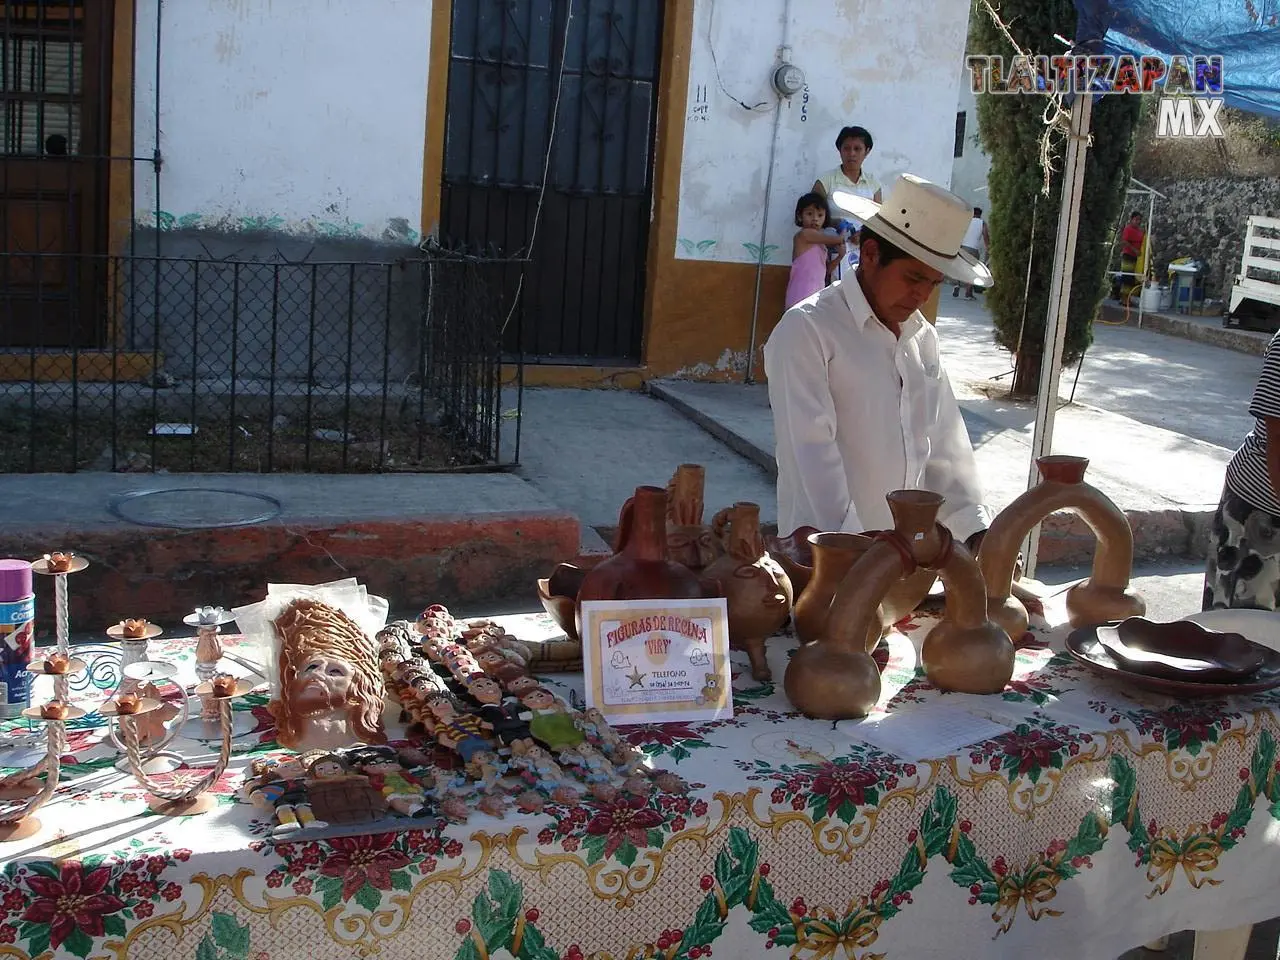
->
[104, 676, 252, 817]
[0, 552, 93, 770]
[181, 606, 257, 741]
[103, 660, 190, 775]
[0, 654, 87, 842]
[105, 619, 165, 695]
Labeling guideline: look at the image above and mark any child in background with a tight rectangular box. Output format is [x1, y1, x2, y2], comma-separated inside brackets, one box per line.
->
[785, 192, 850, 309]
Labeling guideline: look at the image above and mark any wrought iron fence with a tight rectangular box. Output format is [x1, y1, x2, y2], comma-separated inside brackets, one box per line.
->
[0, 246, 522, 473]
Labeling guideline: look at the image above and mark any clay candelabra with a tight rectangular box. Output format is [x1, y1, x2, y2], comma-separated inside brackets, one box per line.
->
[977, 455, 1146, 639]
[104, 660, 189, 775]
[0, 652, 87, 842]
[181, 605, 257, 740]
[665, 463, 721, 573]
[105, 618, 164, 696]
[784, 490, 1015, 720]
[105, 674, 252, 816]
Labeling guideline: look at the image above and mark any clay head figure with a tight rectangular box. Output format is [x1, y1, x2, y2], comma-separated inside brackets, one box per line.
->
[269, 598, 387, 751]
[465, 675, 503, 706]
[667, 525, 719, 572]
[504, 675, 539, 697]
[519, 687, 558, 712]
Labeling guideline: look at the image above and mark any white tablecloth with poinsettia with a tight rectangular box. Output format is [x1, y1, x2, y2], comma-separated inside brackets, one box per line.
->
[1, 602, 1278, 960]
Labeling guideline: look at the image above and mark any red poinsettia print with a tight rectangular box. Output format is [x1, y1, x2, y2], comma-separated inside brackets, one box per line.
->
[318, 833, 412, 900]
[584, 795, 665, 860]
[811, 763, 881, 812]
[21, 861, 126, 949]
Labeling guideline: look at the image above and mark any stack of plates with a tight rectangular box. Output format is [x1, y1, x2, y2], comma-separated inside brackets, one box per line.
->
[1066, 615, 1280, 696]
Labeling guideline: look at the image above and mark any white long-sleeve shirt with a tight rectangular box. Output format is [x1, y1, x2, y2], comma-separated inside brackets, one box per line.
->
[762, 275, 993, 543]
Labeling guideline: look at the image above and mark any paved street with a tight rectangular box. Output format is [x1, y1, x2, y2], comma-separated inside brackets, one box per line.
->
[936, 296, 1265, 452]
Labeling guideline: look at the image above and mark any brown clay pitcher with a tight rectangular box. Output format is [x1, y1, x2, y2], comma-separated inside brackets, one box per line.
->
[665, 463, 721, 572]
[576, 486, 706, 636]
[765, 525, 819, 595]
[792, 532, 937, 651]
[702, 502, 793, 681]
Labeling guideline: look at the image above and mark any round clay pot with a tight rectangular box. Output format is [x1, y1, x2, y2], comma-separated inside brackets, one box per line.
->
[921, 619, 1014, 694]
[783, 642, 881, 719]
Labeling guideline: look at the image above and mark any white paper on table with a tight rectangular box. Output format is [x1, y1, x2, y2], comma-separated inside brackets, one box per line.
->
[837, 701, 1016, 763]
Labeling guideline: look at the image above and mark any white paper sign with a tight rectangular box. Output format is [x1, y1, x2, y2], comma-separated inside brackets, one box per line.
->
[579, 597, 733, 725]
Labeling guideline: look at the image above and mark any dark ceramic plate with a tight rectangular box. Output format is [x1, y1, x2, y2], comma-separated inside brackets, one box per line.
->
[1095, 616, 1266, 682]
[1066, 624, 1280, 697]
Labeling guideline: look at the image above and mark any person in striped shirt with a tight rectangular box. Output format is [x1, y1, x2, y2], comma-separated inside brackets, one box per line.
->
[1205, 330, 1280, 609]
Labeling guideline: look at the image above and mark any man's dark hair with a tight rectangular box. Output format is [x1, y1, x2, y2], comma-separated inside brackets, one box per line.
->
[858, 226, 912, 266]
[1130, 211, 1142, 220]
[973, 207, 983, 218]
[835, 125, 873, 151]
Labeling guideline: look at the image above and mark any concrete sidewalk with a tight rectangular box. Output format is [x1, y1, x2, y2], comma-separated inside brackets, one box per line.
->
[648, 377, 1224, 564]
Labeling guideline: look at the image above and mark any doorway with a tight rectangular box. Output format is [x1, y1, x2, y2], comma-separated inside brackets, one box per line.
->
[1, 0, 113, 349]
[440, 0, 663, 364]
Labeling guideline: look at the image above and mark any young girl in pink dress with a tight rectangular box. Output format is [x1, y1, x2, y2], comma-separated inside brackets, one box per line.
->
[785, 192, 850, 309]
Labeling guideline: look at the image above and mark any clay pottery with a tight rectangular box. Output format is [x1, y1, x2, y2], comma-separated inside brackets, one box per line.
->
[665, 464, 721, 572]
[793, 532, 937, 651]
[702, 501, 793, 681]
[977, 454, 1145, 639]
[765, 525, 819, 595]
[576, 486, 706, 634]
[537, 563, 586, 643]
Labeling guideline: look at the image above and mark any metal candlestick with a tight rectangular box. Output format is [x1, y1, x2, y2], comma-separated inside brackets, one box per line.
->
[0, 656, 87, 843]
[104, 661, 189, 775]
[104, 620, 164, 696]
[107, 677, 251, 817]
[181, 606, 257, 740]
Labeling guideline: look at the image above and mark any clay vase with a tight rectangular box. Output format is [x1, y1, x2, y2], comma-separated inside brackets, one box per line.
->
[537, 563, 587, 643]
[765, 525, 819, 595]
[977, 455, 1145, 639]
[665, 464, 721, 573]
[576, 486, 706, 635]
[792, 532, 938, 651]
[702, 502, 793, 681]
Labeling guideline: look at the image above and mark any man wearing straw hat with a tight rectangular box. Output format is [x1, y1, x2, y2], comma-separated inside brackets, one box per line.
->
[763, 174, 996, 554]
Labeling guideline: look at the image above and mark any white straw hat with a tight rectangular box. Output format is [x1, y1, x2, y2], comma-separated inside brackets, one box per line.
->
[832, 174, 993, 287]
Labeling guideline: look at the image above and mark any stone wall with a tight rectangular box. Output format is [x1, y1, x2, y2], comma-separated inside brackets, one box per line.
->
[1143, 177, 1280, 299]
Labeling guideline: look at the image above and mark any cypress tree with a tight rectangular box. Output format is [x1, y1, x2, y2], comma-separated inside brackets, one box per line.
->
[969, 0, 1142, 397]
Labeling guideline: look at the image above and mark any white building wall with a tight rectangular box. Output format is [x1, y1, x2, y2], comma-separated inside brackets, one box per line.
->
[132, 0, 432, 243]
[949, 64, 993, 210]
[674, 0, 972, 265]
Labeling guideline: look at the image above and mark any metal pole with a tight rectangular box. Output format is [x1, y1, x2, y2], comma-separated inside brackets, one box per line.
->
[1140, 188, 1155, 328]
[1021, 92, 1093, 579]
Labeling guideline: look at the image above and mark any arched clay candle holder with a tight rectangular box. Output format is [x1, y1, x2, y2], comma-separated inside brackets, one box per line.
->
[106, 677, 252, 816]
[665, 463, 722, 573]
[977, 455, 1146, 638]
[791, 532, 937, 648]
[702, 501, 793, 681]
[0, 654, 88, 843]
[784, 491, 1014, 719]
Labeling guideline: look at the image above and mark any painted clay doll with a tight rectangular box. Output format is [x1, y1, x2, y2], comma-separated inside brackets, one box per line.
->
[345, 745, 428, 816]
[464, 674, 535, 751]
[503, 675, 539, 698]
[247, 756, 323, 835]
[518, 687, 585, 753]
[423, 691, 499, 765]
[304, 753, 387, 825]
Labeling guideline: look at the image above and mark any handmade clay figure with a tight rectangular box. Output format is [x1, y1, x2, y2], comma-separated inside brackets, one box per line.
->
[576, 707, 622, 752]
[305, 753, 387, 825]
[503, 675, 539, 698]
[475, 647, 527, 683]
[248, 757, 322, 835]
[519, 687, 585, 753]
[269, 598, 387, 751]
[561, 743, 615, 784]
[134, 682, 179, 745]
[515, 789, 545, 814]
[509, 740, 569, 792]
[468, 749, 508, 793]
[431, 768, 472, 824]
[424, 691, 499, 764]
[665, 464, 721, 572]
[464, 674, 535, 750]
[345, 746, 428, 816]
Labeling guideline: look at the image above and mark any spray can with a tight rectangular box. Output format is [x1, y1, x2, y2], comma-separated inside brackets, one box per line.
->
[0, 558, 35, 719]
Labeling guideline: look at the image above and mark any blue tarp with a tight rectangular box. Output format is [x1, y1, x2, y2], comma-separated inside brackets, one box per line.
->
[1073, 0, 1280, 118]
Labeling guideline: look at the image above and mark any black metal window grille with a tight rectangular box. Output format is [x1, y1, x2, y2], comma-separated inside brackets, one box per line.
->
[440, 0, 664, 364]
